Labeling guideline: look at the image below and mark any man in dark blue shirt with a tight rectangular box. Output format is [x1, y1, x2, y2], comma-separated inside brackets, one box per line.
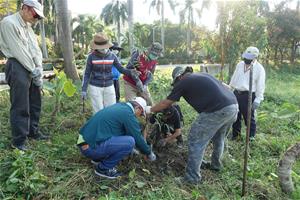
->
[148, 66, 238, 184]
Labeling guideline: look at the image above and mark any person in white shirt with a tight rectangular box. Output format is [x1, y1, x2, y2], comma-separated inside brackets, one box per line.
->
[229, 46, 266, 140]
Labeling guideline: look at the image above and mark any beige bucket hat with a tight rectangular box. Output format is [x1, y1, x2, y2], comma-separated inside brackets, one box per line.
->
[90, 32, 113, 50]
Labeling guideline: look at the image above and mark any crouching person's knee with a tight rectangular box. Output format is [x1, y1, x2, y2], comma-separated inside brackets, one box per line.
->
[123, 136, 135, 153]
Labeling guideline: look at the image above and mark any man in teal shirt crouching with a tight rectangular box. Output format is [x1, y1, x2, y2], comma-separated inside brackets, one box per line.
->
[77, 97, 156, 179]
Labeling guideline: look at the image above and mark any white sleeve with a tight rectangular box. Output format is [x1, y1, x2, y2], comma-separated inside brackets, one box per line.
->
[229, 63, 239, 88]
[254, 65, 265, 103]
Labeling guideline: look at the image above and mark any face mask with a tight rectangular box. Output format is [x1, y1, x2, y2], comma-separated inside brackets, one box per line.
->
[243, 58, 253, 65]
[148, 53, 158, 61]
[97, 49, 108, 54]
[112, 50, 119, 55]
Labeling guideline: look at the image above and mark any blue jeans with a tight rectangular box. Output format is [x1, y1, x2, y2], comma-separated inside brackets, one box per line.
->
[185, 104, 238, 184]
[79, 136, 135, 169]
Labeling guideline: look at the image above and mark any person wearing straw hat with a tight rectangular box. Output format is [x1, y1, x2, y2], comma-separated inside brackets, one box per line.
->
[229, 46, 265, 141]
[0, 0, 48, 151]
[147, 66, 238, 184]
[123, 42, 163, 105]
[81, 33, 140, 113]
[77, 97, 156, 179]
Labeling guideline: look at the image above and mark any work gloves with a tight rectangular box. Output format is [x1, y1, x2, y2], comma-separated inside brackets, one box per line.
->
[129, 69, 141, 80]
[157, 138, 167, 147]
[147, 151, 156, 161]
[32, 67, 43, 87]
[136, 80, 144, 93]
[252, 102, 260, 110]
[81, 91, 87, 100]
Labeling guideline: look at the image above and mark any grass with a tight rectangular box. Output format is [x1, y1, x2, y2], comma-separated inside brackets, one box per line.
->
[0, 66, 300, 199]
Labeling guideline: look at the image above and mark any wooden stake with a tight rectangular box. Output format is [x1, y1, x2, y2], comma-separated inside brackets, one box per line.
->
[242, 63, 253, 196]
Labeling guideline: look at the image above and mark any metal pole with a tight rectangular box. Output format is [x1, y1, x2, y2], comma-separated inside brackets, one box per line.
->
[82, 99, 85, 113]
[242, 63, 253, 196]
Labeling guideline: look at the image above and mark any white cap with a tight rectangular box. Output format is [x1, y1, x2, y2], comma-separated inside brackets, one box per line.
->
[242, 46, 259, 60]
[133, 97, 147, 116]
[23, 0, 45, 18]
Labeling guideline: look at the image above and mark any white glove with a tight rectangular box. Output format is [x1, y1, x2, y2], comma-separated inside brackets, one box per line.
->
[252, 102, 260, 110]
[81, 91, 87, 100]
[32, 67, 43, 79]
[136, 80, 144, 93]
[131, 148, 140, 155]
[145, 106, 152, 114]
[33, 77, 43, 87]
[147, 151, 156, 161]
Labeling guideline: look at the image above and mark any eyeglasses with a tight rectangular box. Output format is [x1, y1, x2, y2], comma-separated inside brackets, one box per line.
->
[30, 7, 42, 20]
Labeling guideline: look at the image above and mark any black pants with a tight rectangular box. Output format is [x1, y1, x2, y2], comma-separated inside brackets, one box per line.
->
[5, 58, 41, 146]
[232, 90, 256, 138]
[113, 79, 120, 102]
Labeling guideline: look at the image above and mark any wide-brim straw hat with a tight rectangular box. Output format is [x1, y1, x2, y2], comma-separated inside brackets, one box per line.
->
[90, 32, 113, 50]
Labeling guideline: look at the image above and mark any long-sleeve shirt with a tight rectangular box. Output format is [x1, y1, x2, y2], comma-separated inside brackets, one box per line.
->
[229, 60, 266, 104]
[0, 12, 42, 72]
[123, 50, 157, 86]
[82, 51, 131, 92]
[79, 102, 151, 155]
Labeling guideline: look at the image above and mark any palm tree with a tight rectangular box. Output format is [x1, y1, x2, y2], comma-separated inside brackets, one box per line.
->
[179, 0, 210, 58]
[38, 0, 48, 58]
[54, 0, 79, 81]
[127, 0, 134, 52]
[148, 0, 177, 53]
[100, 0, 128, 46]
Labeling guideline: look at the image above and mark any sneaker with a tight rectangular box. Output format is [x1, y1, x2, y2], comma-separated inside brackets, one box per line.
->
[249, 137, 255, 142]
[200, 160, 221, 172]
[94, 167, 122, 179]
[11, 143, 28, 151]
[28, 132, 49, 140]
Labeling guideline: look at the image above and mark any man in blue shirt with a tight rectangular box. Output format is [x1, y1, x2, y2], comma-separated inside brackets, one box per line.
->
[77, 97, 156, 179]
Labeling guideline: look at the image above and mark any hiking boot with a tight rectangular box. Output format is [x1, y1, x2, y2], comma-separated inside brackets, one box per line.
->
[28, 132, 49, 140]
[200, 160, 221, 172]
[11, 143, 28, 151]
[175, 176, 202, 186]
[94, 166, 122, 179]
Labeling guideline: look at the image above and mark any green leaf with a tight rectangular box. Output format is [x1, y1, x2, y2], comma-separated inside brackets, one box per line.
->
[135, 181, 146, 188]
[99, 185, 109, 190]
[142, 168, 150, 175]
[129, 169, 136, 179]
[63, 80, 77, 97]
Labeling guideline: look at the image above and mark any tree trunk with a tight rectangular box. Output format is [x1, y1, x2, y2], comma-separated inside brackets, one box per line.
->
[38, 0, 48, 58]
[39, 20, 48, 58]
[186, 8, 192, 60]
[117, 20, 121, 45]
[127, 0, 134, 52]
[290, 39, 296, 64]
[54, 0, 79, 81]
[160, 0, 165, 54]
[278, 142, 300, 194]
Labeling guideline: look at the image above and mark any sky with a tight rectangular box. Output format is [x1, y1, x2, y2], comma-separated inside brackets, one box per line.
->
[67, 0, 217, 30]
[67, 0, 297, 31]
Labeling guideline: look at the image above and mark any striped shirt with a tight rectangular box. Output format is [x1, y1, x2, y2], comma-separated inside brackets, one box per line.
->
[82, 51, 131, 92]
